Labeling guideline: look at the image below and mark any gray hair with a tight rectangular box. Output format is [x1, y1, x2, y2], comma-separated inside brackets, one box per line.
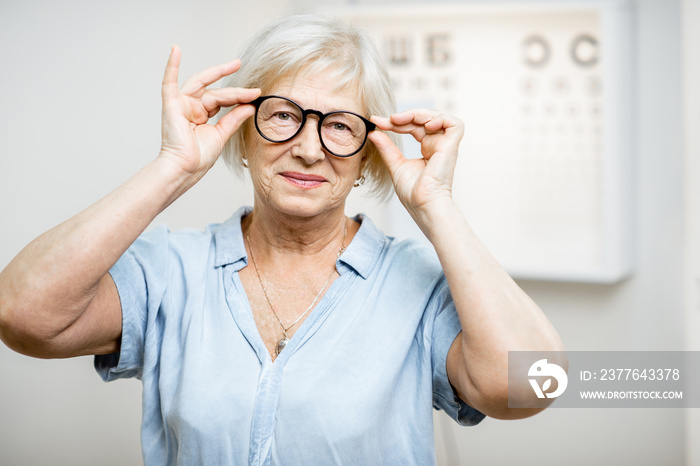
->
[219, 14, 400, 199]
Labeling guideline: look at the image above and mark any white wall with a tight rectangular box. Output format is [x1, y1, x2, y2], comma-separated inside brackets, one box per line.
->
[0, 0, 689, 465]
[683, 0, 700, 464]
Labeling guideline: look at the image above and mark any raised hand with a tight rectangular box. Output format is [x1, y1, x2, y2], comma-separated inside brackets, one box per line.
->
[158, 45, 261, 179]
[368, 109, 464, 226]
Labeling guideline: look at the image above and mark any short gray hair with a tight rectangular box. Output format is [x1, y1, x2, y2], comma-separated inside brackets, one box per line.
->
[219, 14, 400, 199]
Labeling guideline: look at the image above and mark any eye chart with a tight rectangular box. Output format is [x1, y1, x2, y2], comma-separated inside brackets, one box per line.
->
[337, 1, 635, 283]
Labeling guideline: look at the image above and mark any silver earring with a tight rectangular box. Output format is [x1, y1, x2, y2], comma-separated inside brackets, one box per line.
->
[241, 158, 248, 168]
[353, 175, 365, 187]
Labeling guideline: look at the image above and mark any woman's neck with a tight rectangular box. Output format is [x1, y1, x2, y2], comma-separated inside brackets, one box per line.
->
[243, 202, 350, 261]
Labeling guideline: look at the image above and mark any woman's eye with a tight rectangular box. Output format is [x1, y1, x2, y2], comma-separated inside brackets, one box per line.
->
[275, 112, 291, 121]
[333, 122, 349, 131]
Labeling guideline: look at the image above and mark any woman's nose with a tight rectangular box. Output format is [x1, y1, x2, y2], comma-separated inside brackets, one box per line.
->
[290, 117, 325, 164]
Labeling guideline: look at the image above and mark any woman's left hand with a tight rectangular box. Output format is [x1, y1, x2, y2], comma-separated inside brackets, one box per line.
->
[369, 109, 464, 224]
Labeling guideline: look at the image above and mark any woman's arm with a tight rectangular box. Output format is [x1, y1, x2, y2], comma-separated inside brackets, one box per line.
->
[369, 110, 565, 420]
[0, 46, 259, 359]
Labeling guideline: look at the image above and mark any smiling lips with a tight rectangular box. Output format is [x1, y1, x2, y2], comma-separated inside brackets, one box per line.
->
[279, 171, 327, 188]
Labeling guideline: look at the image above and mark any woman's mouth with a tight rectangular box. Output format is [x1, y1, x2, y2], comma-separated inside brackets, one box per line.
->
[279, 171, 327, 188]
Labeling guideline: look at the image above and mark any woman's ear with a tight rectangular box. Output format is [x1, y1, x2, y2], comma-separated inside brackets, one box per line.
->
[359, 152, 369, 175]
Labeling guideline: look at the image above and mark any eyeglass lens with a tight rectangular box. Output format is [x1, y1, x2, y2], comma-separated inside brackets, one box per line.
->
[255, 97, 369, 157]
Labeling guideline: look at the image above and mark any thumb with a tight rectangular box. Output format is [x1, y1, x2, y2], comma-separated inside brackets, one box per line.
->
[368, 130, 406, 179]
[214, 104, 256, 144]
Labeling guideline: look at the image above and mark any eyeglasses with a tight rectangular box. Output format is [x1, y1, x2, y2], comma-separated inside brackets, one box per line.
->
[251, 95, 376, 157]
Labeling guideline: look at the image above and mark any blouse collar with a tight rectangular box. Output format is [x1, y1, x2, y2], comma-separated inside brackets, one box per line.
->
[213, 206, 385, 279]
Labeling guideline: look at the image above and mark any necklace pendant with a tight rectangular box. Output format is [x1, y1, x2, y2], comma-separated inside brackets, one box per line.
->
[276, 337, 290, 355]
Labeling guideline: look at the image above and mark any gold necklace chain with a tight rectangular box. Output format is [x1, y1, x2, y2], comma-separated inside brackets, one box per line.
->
[245, 221, 347, 355]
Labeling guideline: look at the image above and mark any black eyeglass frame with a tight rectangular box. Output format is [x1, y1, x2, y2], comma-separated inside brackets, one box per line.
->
[251, 95, 376, 157]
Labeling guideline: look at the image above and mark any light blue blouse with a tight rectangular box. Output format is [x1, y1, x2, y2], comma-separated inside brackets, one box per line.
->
[95, 206, 484, 465]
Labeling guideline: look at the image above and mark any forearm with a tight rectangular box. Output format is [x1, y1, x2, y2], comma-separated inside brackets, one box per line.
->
[370, 108, 563, 417]
[0, 155, 191, 342]
[418, 199, 564, 403]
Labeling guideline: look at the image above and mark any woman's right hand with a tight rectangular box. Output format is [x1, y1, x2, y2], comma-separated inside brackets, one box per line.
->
[0, 46, 261, 359]
[158, 45, 260, 179]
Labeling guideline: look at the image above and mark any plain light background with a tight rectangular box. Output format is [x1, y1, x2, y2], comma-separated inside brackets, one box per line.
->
[0, 0, 697, 465]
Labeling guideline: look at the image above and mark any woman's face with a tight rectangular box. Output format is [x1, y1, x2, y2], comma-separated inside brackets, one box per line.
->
[245, 69, 368, 220]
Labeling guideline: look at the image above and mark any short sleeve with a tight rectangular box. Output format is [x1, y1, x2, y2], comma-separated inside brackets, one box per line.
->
[94, 225, 169, 382]
[428, 277, 486, 426]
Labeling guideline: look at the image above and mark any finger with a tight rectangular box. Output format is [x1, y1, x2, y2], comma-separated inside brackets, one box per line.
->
[371, 115, 425, 138]
[367, 130, 407, 178]
[181, 59, 242, 95]
[394, 110, 463, 136]
[423, 113, 464, 135]
[162, 45, 181, 101]
[370, 115, 392, 130]
[390, 111, 418, 125]
[201, 87, 261, 115]
[372, 112, 430, 127]
[214, 104, 257, 144]
[390, 109, 437, 126]
[391, 112, 434, 133]
[424, 114, 447, 132]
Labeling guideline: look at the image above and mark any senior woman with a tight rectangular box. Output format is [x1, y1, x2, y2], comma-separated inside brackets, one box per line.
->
[0, 14, 563, 465]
